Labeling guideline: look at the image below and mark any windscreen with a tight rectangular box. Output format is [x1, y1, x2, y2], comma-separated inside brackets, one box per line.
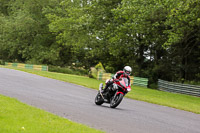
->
[120, 77, 129, 87]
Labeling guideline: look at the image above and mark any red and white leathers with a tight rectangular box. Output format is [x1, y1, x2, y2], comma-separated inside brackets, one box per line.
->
[104, 70, 131, 92]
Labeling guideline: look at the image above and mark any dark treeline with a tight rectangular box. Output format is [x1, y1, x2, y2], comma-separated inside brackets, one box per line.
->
[0, 0, 200, 87]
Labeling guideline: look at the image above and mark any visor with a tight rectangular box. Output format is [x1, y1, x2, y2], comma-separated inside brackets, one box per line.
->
[126, 71, 131, 75]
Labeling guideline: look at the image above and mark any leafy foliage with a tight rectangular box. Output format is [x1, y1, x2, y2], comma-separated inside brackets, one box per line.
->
[0, 0, 199, 86]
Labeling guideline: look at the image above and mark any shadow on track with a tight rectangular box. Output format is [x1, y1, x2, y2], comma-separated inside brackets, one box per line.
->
[93, 104, 126, 111]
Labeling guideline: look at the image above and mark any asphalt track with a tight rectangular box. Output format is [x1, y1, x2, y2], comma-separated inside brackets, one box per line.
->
[0, 68, 200, 133]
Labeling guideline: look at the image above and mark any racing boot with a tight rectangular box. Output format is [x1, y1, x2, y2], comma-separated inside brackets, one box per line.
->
[102, 80, 113, 93]
[99, 83, 104, 93]
[101, 84, 109, 93]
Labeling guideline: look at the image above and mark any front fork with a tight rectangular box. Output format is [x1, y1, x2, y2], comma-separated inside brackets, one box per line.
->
[113, 90, 118, 99]
[112, 90, 125, 100]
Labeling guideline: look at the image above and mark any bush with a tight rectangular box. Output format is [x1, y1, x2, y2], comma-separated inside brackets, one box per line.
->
[89, 67, 98, 79]
[0, 60, 5, 65]
[149, 83, 158, 89]
[95, 62, 105, 71]
[183, 80, 200, 86]
[48, 66, 88, 76]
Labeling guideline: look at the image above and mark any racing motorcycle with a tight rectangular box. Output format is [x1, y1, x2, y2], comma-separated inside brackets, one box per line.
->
[95, 77, 131, 108]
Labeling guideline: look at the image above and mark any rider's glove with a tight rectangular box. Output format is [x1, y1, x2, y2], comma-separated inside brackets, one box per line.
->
[114, 79, 120, 82]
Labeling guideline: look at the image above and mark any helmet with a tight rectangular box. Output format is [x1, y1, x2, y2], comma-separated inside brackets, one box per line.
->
[123, 66, 132, 76]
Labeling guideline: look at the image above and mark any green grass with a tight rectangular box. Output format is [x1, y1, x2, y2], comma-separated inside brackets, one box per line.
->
[126, 86, 200, 114]
[0, 94, 104, 133]
[1, 65, 200, 114]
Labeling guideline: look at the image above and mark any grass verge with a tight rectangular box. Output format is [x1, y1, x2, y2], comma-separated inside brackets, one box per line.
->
[126, 86, 200, 114]
[0, 94, 104, 133]
[1, 66, 200, 114]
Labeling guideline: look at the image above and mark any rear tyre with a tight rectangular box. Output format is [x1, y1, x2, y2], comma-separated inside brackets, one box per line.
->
[95, 92, 104, 105]
[110, 93, 123, 108]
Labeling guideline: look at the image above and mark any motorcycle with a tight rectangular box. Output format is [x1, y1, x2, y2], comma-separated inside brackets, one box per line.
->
[95, 77, 131, 108]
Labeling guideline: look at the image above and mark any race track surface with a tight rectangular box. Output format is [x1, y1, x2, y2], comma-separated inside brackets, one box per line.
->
[0, 68, 200, 133]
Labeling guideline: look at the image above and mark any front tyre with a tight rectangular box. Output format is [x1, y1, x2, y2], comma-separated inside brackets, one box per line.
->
[95, 92, 104, 105]
[110, 93, 123, 108]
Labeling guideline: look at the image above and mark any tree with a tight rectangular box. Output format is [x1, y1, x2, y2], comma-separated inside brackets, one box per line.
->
[0, 0, 58, 64]
[164, 0, 200, 82]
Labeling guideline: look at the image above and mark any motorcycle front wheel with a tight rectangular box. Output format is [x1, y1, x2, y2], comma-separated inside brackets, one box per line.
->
[95, 92, 104, 105]
[110, 93, 123, 108]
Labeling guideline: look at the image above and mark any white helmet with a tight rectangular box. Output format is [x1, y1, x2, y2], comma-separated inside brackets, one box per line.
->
[123, 66, 132, 76]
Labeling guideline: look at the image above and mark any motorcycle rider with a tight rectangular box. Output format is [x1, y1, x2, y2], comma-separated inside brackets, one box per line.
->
[101, 66, 132, 93]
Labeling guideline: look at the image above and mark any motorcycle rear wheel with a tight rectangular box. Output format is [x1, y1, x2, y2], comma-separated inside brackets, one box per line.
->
[95, 92, 104, 105]
[110, 93, 123, 108]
